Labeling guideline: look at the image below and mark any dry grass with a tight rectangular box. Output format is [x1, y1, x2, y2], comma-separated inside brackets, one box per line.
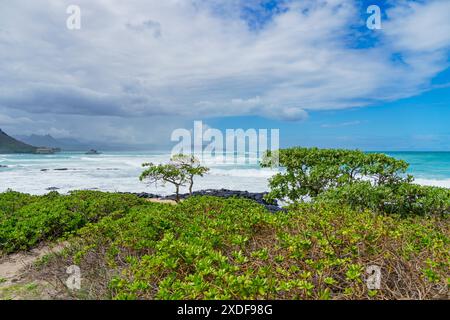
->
[5, 197, 449, 300]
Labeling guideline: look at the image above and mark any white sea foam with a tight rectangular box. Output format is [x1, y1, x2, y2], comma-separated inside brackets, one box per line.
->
[414, 178, 450, 188]
[209, 168, 276, 178]
[0, 152, 449, 195]
[0, 152, 273, 195]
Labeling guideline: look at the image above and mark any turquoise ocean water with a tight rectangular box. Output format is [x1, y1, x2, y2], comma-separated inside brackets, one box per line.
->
[384, 152, 450, 181]
[0, 151, 449, 195]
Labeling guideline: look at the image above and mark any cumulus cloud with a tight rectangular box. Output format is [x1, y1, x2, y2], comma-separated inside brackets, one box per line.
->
[384, 0, 450, 53]
[126, 20, 162, 38]
[0, 114, 33, 126]
[0, 0, 449, 142]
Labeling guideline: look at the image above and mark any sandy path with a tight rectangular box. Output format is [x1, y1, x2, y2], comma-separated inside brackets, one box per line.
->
[0, 199, 173, 289]
[0, 199, 174, 297]
[0, 244, 65, 287]
[145, 198, 177, 205]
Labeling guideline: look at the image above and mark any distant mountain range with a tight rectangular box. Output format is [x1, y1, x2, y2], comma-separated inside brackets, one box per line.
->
[0, 129, 88, 153]
[16, 134, 145, 151]
[15, 134, 92, 151]
[0, 129, 37, 154]
[0, 129, 167, 153]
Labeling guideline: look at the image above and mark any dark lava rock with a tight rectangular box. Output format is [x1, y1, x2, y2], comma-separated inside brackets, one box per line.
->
[41, 169, 49, 171]
[0, 165, 7, 168]
[129, 189, 283, 212]
[132, 192, 161, 199]
[54, 168, 69, 171]
[46, 187, 60, 191]
[168, 189, 282, 213]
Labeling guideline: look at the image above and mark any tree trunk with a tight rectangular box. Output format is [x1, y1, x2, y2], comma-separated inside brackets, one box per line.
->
[189, 176, 194, 195]
[175, 185, 180, 203]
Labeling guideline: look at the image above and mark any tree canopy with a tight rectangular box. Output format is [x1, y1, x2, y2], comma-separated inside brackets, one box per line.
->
[261, 147, 412, 203]
[140, 154, 209, 202]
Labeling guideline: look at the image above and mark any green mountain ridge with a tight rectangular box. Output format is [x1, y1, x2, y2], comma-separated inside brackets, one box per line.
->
[0, 129, 37, 154]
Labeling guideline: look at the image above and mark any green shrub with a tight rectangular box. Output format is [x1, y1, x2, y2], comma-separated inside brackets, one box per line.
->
[0, 190, 37, 218]
[317, 182, 450, 216]
[47, 196, 449, 300]
[0, 191, 144, 254]
[261, 148, 411, 203]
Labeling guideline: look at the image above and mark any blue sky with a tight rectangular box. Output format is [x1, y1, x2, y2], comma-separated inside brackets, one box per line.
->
[209, 0, 450, 150]
[209, 82, 450, 150]
[0, 0, 449, 150]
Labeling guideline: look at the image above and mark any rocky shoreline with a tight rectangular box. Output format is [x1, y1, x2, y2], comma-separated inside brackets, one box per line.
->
[128, 189, 283, 212]
[37, 187, 283, 212]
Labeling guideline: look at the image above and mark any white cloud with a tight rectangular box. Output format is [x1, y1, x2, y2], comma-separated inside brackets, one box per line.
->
[0, 0, 449, 141]
[384, 0, 450, 53]
[35, 127, 72, 138]
[0, 114, 33, 125]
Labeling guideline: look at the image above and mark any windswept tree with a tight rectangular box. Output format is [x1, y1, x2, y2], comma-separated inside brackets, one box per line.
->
[171, 154, 210, 195]
[139, 155, 209, 202]
[261, 147, 412, 204]
[140, 162, 187, 202]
